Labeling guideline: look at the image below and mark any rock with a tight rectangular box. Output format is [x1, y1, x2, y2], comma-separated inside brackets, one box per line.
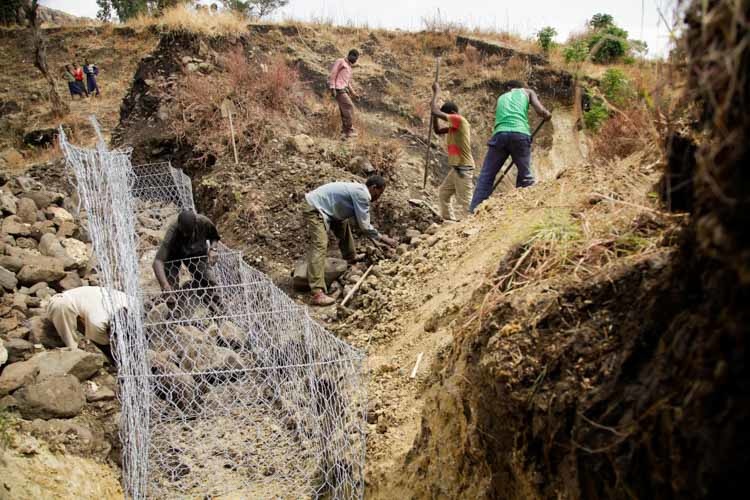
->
[186, 62, 199, 72]
[292, 257, 348, 291]
[198, 62, 213, 74]
[25, 190, 64, 210]
[0, 341, 6, 367]
[9, 176, 41, 193]
[45, 205, 74, 222]
[15, 236, 37, 249]
[0, 265, 18, 290]
[0, 316, 20, 334]
[198, 40, 209, 58]
[17, 255, 66, 285]
[56, 220, 77, 238]
[286, 134, 315, 154]
[39, 232, 65, 258]
[12, 294, 28, 313]
[149, 350, 200, 412]
[0, 395, 17, 410]
[425, 223, 440, 235]
[6, 327, 29, 340]
[0, 255, 23, 272]
[396, 243, 409, 255]
[0, 358, 40, 395]
[0, 190, 18, 214]
[60, 238, 89, 268]
[30, 220, 57, 240]
[16, 197, 38, 224]
[404, 228, 421, 242]
[59, 272, 83, 290]
[22, 128, 58, 148]
[30, 350, 106, 381]
[34, 284, 55, 299]
[0, 148, 24, 169]
[4, 338, 34, 363]
[349, 156, 376, 176]
[28, 316, 65, 348]
[84, 381, 116, 402]
[2, 215, 31, 236]
[180, 343, 244, 381]
[216, 321, 245, 350]
[14, 374, 86, 419]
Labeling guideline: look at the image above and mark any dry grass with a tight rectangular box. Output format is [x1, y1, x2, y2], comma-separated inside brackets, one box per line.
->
[127, 5, 247, 36]
[171, 48, 306, 164]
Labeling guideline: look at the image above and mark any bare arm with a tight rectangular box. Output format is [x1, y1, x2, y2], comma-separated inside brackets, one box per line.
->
[152, 259, 172, 291]
[433, 119, 449, 135]
[527, 89, 552, 119]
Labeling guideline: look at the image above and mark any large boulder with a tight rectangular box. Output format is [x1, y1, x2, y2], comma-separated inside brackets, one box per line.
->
[16, 197, 39, 224]
[45, 206, 74, 222]
[29, 350, 106, 381]
[16, 255, 66, 285]
[14, 374, 86, 419]
[149, 350, 201, 413]
[292, 257, 348, 291]
[3, 338, 34, 363]
[24, 190, 64, 210]
[286, 134, 316, 154]
[60, 238, 90, 268]
[2, 215, 31, 236]
[30, 220, 57, 240]
[0, 358, 40, 395]
[28, 316, 65, 348]
[215, 321, 246, 351]
[0, 255, 23, 272]
[59, 272, 83, 290]
[0, 265, 17, 290]
[0, 190, 18, 214]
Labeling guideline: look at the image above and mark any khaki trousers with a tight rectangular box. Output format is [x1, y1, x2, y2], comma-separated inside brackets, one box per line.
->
[304, 207, 356, 292]
[439, 168, 474, 220]
[47, 294, 81, 349]
[336, 91, 355, 135]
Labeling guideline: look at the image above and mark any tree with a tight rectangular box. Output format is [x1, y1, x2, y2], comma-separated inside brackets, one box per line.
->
[24, 0, 68, 118]
[589, 13, 614, 29]
[221, 0, 289, 19]
[587, 24, 629, 63]
[0, 0, 25, 25]
[536, 26, 557, 54]
[96, 0, 150, 22]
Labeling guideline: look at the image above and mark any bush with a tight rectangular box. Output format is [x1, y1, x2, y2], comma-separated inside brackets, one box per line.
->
[587, 24, 629, 63]
[537, 26, 558, 54]
[584, 99, 609, 131]
[601, 68, 631, 106]
[563, 40, 588, 63]
[589, 13, 614, 29]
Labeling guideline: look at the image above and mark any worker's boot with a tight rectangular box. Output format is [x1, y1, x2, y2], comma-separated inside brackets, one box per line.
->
[311, 289, 336, 306]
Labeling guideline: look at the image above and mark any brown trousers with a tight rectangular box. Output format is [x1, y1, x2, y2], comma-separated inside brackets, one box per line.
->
[304, 206, 356, 292]
[336, 91, 355, 135]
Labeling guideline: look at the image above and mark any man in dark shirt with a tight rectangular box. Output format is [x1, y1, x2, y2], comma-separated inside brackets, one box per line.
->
[152, 210, 220, 291]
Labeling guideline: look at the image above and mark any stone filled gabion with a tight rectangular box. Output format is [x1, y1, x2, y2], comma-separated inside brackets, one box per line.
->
[59, 117, 366, 499]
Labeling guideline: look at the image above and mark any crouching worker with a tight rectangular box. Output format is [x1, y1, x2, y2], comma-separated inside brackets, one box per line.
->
[47, 286, 130, 365]
[152, 209, 222, 314]
[303, 175, 398, 306]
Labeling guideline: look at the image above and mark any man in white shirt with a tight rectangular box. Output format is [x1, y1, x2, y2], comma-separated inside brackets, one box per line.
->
[46, 286, 130, 363]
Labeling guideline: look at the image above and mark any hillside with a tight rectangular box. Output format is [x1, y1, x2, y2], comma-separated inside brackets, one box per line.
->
[1, 2, 748, 499]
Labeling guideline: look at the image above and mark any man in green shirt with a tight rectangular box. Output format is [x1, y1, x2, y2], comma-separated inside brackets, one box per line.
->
[469, 80, 551, 212]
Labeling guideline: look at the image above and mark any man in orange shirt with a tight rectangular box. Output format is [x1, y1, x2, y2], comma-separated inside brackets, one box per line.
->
[430, 82, 475, 220]
[328, 49, 360, 139]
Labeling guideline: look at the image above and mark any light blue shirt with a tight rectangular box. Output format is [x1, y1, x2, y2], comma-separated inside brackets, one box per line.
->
[305, 182, 379, 239]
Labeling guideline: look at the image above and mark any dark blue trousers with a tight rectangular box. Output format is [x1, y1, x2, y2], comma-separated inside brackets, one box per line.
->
[469, 131, 533, 212]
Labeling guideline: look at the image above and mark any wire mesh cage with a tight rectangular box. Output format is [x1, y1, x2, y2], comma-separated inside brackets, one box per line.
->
[59, 118, 366, 499]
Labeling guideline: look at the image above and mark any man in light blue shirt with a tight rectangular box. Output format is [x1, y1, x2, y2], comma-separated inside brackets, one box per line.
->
[303, 175, 398, 306]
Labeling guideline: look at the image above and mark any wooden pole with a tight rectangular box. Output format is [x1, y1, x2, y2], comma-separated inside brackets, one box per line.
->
[341, 264, 374, 307]
[423, 58, 441, 189]
[228, 109, 239, 165]
[410, 352, 424, 379]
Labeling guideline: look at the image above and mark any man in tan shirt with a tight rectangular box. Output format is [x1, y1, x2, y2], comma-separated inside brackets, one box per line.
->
[47, 286, 130, 362]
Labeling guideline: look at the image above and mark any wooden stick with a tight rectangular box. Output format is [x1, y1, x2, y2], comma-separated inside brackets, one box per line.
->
[341, 264, 374, 307]
[423, 58, 441, 189]
[228, 108, 238, 165]
[410, 352, 424, 379]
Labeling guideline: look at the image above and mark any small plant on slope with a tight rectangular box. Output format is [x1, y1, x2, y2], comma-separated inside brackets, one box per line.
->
[537, 26, 558, 54]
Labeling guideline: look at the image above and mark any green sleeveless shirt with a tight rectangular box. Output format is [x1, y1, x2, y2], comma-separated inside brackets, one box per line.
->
[493, 88, 531, 136]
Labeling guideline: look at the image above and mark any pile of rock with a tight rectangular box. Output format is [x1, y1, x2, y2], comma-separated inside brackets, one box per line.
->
[1, 175, 113, 424]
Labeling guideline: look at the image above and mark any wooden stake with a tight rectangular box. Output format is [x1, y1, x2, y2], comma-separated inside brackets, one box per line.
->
[423, 58, 441, 189]
[341, 264, 374, 307]
[410, 352, 424, 379]
[228, 109, 238, 165]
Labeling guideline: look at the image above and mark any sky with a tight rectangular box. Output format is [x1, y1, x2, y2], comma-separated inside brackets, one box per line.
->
[40, 0, 679, 57]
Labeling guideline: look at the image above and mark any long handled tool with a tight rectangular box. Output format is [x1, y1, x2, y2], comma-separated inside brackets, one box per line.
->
[423, 58, 441, 189]
[489, 118, 548, 195]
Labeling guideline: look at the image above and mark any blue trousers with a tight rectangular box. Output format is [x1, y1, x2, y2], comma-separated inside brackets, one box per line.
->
[469, 132, 533, 212]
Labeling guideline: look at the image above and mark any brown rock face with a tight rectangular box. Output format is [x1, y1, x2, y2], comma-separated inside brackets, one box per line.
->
[16, 255, 66, 285]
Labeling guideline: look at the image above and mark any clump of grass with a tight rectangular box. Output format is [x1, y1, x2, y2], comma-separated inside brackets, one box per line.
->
[0, 408, 14, 449]
[127, 5, 247, 36]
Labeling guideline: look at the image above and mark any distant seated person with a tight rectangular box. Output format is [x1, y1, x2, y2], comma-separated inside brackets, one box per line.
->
[47, 286, 130, 364]
[152, 209, 221, 292]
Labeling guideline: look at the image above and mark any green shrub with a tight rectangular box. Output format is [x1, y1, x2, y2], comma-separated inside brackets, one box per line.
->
[563, 40, 589, 63]
[601, 68, 631, 106]
[589, 13, 614, 29]
[584, 99, 610, 131]
[537, 26, 558, 54]
[587, 24, 630, 63]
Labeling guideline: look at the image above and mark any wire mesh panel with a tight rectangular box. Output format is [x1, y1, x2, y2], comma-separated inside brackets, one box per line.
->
[60, 118, 366, 499]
